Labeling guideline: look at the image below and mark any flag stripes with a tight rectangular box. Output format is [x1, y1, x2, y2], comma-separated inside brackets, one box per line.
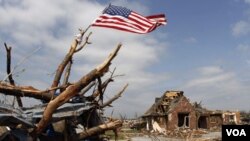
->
[92, 5, 167, 34]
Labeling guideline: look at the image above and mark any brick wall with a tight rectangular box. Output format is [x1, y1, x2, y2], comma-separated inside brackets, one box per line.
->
[167, 97, 197, 130]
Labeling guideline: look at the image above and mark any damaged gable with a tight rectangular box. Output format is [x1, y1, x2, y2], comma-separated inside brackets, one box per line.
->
[142, 91, 197, 131]
[142, 90, 241, 133]
[143, 91, 184, 117]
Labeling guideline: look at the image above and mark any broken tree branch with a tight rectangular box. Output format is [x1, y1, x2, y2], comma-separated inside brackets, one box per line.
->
[0, 82, 53, 101]
[50, 27, 91, 95]
[79, 81, 96, 96]
[3, 46, 41, 82]
[0, 82, 72, 101]
[97, 77, 103, 104]
[91, 76, 114, 99]
[61, 59, 73, 92]
[96, 44, 122, 72]
[75, 32, 92, 53]
[77, 120, 123, 140]
[101, 83, 128, 108]
[4, 43, 14, 85]
[91, 68, 123, 99]
[32, 44, 122, 135]
[101, 67, 116, 96]
[4, 43, 23, 107]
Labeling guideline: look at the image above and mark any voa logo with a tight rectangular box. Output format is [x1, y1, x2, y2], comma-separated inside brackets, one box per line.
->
[226, 129, 246, 136]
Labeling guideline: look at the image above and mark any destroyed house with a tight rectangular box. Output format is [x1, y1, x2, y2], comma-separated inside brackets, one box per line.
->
[223, 111, 241, 125]
[142, 91, 197, 131]
[142, 91, 228, 132]
[194, 104, 223, 129]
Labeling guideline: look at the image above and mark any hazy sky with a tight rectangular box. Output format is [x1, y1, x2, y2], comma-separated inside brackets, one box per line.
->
[0, 0, 250, 118]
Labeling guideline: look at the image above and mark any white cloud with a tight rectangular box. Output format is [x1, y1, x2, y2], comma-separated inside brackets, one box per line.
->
[232, 21, 250, 36]
[111, 0, 150, 15]
[182, 66, 250, 111]
[0, 0, 169, 117]
[185, 72, 233, 88]
[198, 66, 223, 76]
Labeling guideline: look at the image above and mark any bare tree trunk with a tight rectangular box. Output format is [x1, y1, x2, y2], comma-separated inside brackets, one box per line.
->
[4, 43, 23, 107]
[51, 29, 91, 95]
[0, 82, 54, 101]
[32, 44, 122, 135]
[1, 29, 127, 140]
[50, 40, 78, 95]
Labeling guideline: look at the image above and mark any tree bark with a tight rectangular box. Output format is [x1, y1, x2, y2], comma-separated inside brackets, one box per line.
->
[0, 82, 53, 101]
[32, 44, 122, 135]
[77, 120, 123, 140]
[50, 40, 78, 95]
[51, 29, 91, 95]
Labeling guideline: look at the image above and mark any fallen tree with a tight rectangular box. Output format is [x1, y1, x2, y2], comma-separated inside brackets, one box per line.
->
[0, 27, 127, 141]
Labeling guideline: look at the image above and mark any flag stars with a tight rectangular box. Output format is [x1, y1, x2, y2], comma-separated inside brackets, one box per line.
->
[104, 5, 131, 18]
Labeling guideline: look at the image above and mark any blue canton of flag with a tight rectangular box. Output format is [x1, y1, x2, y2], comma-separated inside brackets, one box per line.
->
[104, 5, 131, 18]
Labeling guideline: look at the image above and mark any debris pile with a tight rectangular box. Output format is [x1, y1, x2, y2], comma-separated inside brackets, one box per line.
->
[0, 28, 127, 141]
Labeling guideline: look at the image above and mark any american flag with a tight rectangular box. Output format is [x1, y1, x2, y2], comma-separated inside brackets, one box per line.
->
[92, 5, 167, 34]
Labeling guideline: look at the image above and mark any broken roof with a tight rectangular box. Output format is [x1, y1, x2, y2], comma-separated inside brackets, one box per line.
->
[142, 91, 185, 117]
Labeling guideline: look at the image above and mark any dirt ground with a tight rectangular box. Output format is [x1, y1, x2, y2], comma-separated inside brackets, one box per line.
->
[128, 131, 221, 141]
[111, 131, 221, 141]
[110, 128, 221, 141]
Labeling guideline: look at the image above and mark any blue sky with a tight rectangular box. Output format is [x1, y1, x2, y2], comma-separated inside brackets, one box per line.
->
[0, 0, 250, 117]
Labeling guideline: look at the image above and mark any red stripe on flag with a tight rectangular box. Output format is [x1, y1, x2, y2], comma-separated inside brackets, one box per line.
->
[146, 14, 166, 19]
[97, 15, 148, 30]
[93, 20, 145, 31]
[130, 12, 153, 25]
[92, 25, 140, 33]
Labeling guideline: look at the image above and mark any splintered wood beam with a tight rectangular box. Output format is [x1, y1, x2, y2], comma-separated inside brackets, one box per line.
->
[32, 44, 122, 135]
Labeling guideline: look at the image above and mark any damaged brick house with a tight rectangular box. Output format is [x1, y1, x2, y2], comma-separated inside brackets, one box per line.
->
[194, 104, 223, 129]
[223, 111, 241, 124]
[142, 91, 197, 130]
[141, 91, 231, 131]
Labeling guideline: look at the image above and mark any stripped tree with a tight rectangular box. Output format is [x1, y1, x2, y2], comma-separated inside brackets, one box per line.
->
[0, 27, 128, 141]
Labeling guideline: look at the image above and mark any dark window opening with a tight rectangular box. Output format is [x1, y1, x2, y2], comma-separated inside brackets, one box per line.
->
[229, 115, 235, 122]
[198, 116, 207, 129]
[178, 113, 189, 127]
